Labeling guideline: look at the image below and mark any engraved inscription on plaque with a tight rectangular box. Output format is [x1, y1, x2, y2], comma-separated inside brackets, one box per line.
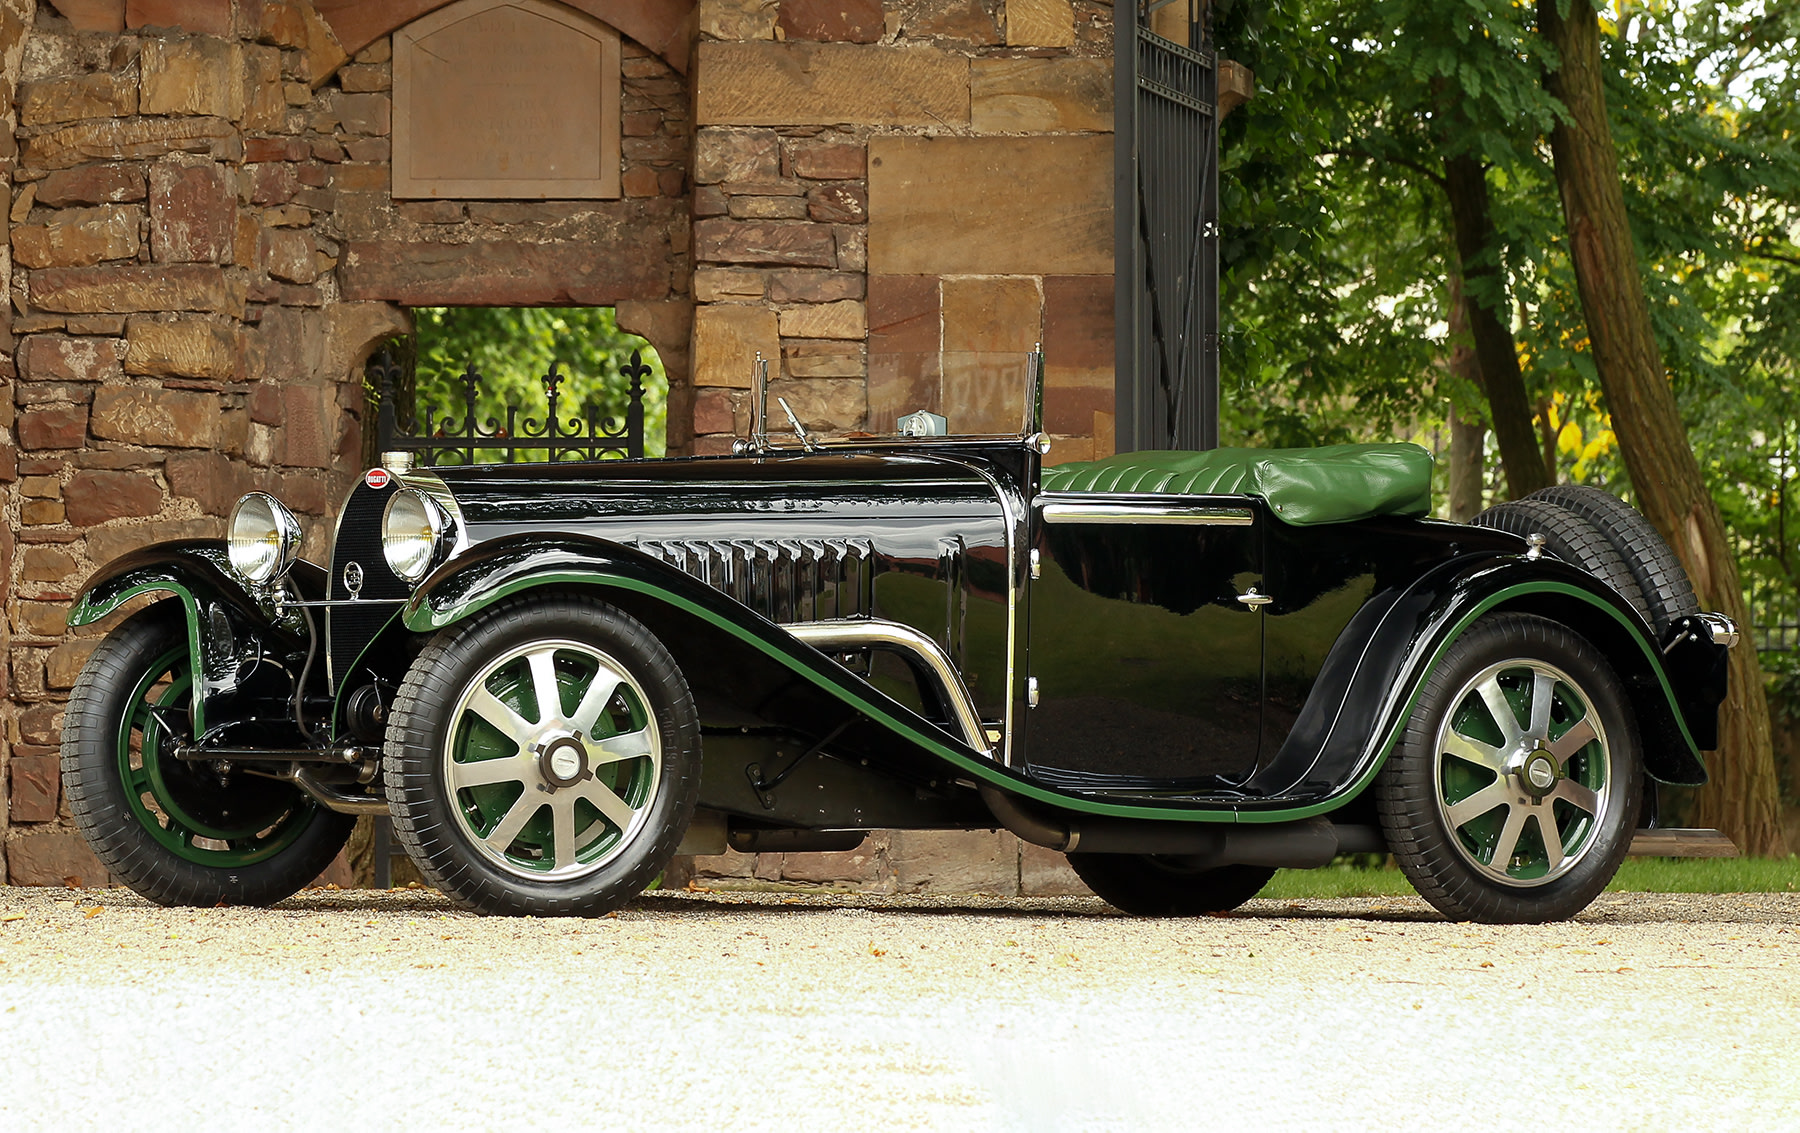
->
[393, 0, 621, 199]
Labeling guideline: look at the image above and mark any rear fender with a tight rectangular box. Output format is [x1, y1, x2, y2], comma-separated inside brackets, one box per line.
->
[68, 540, 318, 735]
[1245, 553, 1708, 823]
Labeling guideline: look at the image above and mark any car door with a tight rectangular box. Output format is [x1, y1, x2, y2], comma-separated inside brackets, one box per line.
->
[1021, 493, 1266, 789]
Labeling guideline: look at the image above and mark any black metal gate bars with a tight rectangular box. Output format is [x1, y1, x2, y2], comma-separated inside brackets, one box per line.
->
[1115, 0, 1221, 452]
[367, 348, 648, 466]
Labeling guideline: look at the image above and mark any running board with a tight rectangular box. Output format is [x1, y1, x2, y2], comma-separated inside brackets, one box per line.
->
[1627, 828, 1738, 857]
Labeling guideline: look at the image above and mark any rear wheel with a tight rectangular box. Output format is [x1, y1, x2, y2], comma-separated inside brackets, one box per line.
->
[1526, 484, 1700, 634]
[384, 595, 700, 917]
[1375, 613, 1639, 923]
[61, 602, 354, 906]
[1068, 854, 1275, 916]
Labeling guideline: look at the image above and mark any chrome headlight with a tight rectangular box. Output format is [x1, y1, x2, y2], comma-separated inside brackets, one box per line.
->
[227, 493, 303, 586]
[382, 489, 449, 583]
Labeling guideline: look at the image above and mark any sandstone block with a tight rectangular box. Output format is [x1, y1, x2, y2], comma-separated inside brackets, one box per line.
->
[23, 335, 126, 384]
[767, 377, 864, 432]
[868, 135, 1112, 275]
[165, 449, 257, 514]
[32, 264, 233, 313]
[942, 349, 1031, 433]
[778, 0, 883, 42]
[65, 469, 164, 526]
[767, 271, 863, 304]
[622, 166, 661, 197]
[834, 224, 866, 271]
[91, 385, 220, 448]
[339, 62, 391, 93]
[127, 0, 232, 36]
[398, 200, 464, 224]
[22, 546, 77, 582]
[692, 387, 737, 434]
[21, 499, 67, 525]
[729, 195, 809, 221]
[342, 237, 671, 306]
[972, 57, 1112, 133]
[698, 0, 777, 41]
[943, 275, 1041, 354]
[806, 183, 866, 223]
[694, 218, 837, 268]
[280, 384, 333, 468]
[150, 162, 236, 263]
[334, 92, 390, 135]
[693, 305, 779, 388]
[23, 116, 236, 171]
[244, 136, 308, 163]
[65, 315, 131, 336]
[8, 755, 59, 823]
[1019, 840, 1090, 896]
[47, 0, 126, 33]
[13, 600, 70, 638]
[778, 299, 865, 340]
[141, 37, 244, 120]
[262, 228, 318, 283]
[696, 42, 971, 128]
[869, 274, 942, 352]
[18, 73, 139, 126]
[1006, 0, 1075, 46]
[126, 316, 238, 379]
[889, 828, 1020, 895]
[1044, 383, 1111, 435]
[18, 406, 90, 450]
[785, 341, 864, 378]
[47, 638, 100, 689]
[36, 164, 148, 208]
[21, 476, 62, 499]
[250, 162, 300, 205]
[87, 516, 220, 564]
[241, 42, 287, 131]
[693, 268, 766, 302]
[788, 141, 865, 180]
[12, 205, 142, 269]
[4, 829, 108, 888]
[694, 129, 781, 186]
[904, 0, 1002, 45]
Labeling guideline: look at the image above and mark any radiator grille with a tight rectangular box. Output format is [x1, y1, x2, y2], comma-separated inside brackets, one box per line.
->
[326, 480, 409, 691]
[635, 537, 872, 623]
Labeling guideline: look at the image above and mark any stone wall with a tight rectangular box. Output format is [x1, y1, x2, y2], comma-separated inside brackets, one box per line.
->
[687, 0, 1118, 465]
[0, 0, 694, 883]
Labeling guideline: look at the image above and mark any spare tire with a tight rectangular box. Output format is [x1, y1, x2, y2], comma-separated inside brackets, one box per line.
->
[1472, 497, 1650, 624]
[1527, 484, 1701, 636]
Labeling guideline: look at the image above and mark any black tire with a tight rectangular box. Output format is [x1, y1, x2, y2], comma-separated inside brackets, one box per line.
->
[1068, 854, 1275, 916]
[383, 595, 701, 917]
[1472, 498, 1649, 624]
[60, 601, 355, 906]
[1374, 612, 1641, 923]
[1527, 484, 1701, 635]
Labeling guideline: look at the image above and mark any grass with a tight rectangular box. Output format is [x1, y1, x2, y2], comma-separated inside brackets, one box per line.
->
[1261, 856, 1800, 901]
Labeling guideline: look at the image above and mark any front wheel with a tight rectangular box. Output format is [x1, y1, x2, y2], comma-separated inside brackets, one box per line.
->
[383, 595, 701, 917]
[1068, 854, 1275, 916]
[61, 602, 355, 906]
[1375, 612, 1640, 923]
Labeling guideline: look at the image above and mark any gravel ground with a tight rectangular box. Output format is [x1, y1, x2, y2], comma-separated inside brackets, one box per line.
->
[1, 885, 1797, 1131]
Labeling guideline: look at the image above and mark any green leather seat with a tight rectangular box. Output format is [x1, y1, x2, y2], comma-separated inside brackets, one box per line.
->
[1040, 443, 1434, 526]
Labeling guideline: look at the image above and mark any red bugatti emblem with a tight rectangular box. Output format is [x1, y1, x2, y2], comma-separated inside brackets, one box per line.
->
[364, 468, 392, 489]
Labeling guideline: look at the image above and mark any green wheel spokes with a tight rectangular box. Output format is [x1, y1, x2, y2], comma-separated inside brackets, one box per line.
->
[446, 639, 661, 879]
[1433, 659, 1611, 887]
[116, 646, 313, 867]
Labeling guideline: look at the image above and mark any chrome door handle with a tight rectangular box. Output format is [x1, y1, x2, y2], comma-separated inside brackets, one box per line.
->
[1236, 588, 1273, 608]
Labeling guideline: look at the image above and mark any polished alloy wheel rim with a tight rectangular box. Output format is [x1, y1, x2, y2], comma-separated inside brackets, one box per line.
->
[444, 639, 661, 880]
[1432, 657, 1612, 887]
[117, 645, 311, 866]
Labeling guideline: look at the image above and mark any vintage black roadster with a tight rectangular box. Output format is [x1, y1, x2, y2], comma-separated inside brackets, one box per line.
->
[60, 357, 1737, 923]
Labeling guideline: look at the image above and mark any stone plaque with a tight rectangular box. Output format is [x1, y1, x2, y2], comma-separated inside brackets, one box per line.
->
[393, 0, 621, 199]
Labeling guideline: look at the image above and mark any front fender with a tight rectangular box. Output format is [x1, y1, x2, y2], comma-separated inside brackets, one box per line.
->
[1240, 552, 1710, 823]
[68, 540, 315, 734]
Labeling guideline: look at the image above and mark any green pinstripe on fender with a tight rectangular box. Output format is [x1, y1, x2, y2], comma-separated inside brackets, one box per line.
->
[408, 572, 1695, 825]
[67, 581, 209, 736]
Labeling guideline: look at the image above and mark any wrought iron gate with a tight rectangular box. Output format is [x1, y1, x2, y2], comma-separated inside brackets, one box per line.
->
[1114, 0, 1220, 452]
[366, 346, 647, 466]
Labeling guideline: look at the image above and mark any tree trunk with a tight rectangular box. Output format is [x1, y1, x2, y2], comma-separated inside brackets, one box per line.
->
[1443, 153, 1552, 499]
[1538, 0, 1785, 855]
[1444, 275, 1488, 522]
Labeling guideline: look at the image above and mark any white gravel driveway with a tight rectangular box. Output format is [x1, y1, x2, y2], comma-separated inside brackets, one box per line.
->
[1, 886, 1797, 1131]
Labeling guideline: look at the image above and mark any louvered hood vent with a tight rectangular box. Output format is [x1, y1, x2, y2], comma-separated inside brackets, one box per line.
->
[632, 537, 872, 624]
